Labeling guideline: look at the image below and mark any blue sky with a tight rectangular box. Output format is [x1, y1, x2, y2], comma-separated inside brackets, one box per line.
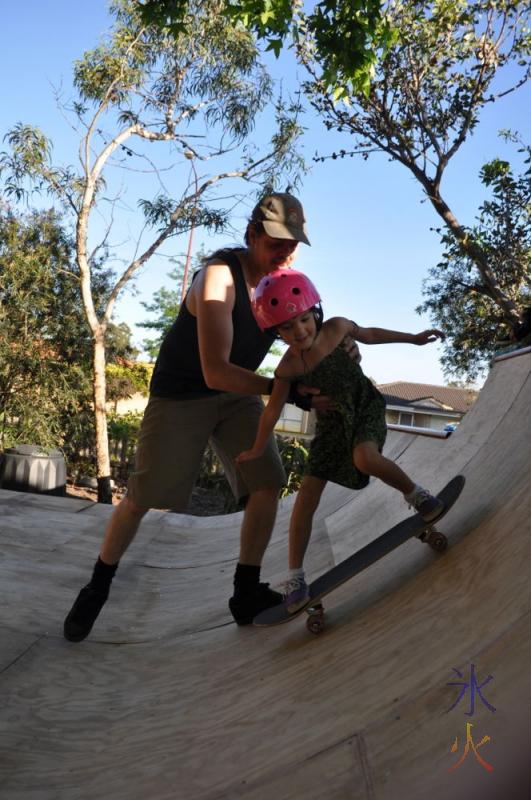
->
[1, 1, 529, 387]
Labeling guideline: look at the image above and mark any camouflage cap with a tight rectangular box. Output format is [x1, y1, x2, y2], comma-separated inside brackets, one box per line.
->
[251, 192, 310, 246]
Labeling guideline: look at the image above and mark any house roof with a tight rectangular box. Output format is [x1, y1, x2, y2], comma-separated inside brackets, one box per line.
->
[377, 381, 478, 414]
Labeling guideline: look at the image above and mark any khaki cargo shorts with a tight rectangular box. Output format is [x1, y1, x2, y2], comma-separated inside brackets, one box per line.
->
[127, 393, 286, 511]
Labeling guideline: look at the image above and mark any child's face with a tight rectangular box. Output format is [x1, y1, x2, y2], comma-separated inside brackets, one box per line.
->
[277, 310, 317, 351]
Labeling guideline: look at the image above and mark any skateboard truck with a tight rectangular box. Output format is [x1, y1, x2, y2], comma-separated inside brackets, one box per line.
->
[306, 603, 325, 635]
[417, 526, 448, 552]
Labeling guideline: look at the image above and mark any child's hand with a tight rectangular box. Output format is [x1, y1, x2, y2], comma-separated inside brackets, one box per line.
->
[414, 329, 445, 345]
[236, 449, 262, 464]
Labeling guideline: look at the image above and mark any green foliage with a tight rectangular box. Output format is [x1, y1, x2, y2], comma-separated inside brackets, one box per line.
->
[0, 208, 140, 465]
[0, 210, 93, 451]
[311, 0, 529, 167]
[303, 1, 395, 98]
[255, 340, 286, 376]
[139, 0, 388, 94]
[276, 435, 309, 497]
[309, 0, 529, 331]
[106, 321, 140, 362]
[138, 261, 185, 359]
[417, 152, 531, 379]
[106, 361, 152, 408]
[76, 0, 276, 140]
[0, 123, 96, 211]
[107, 410, 144, 440]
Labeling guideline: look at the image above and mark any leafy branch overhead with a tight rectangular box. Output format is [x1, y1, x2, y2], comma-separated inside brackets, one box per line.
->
[418, 151, 531, 379]
[307, 0, 530, 332]
[138, 0, 391, 94]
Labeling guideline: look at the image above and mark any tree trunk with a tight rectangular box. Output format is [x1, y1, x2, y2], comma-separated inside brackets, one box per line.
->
[93, 332, 113, 504]
[425, 181, 523, 331]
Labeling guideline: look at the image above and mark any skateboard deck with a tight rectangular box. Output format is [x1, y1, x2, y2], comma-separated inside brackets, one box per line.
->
[254, 474, 465, 628]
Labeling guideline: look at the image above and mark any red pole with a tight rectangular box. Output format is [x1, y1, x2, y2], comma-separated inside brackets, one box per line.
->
[181, 153, 198, 304]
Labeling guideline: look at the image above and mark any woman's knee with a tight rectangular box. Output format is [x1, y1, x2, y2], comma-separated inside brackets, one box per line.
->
[121, 494, 149, 520]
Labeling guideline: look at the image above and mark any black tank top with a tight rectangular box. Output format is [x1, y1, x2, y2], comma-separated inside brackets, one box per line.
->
[149, 249, 275, 398]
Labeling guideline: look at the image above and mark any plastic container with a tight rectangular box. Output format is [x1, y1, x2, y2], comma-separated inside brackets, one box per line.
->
[0, 445, 66, 496]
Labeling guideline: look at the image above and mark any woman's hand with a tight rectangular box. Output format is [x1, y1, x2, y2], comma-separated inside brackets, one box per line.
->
[292, 384, 337, 413]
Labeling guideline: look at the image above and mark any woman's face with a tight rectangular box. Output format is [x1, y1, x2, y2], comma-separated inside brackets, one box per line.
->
[248, 228, 299, 273]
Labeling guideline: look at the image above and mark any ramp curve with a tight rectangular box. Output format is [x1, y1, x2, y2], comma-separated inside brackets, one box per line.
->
[1, 350, 530, 799]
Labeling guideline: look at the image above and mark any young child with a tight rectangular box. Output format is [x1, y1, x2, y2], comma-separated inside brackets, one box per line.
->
[236, 269, 447, 613]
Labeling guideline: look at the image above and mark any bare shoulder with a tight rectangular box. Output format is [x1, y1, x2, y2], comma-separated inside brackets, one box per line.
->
[319, 317, 353, 341]
[200, 258, 234, 289]
[188, 257, 236, 312]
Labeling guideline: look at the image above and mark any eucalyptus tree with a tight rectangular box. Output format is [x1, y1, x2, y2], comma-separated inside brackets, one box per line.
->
[306, 0, 530, 334]
[0, 0, 303, 501]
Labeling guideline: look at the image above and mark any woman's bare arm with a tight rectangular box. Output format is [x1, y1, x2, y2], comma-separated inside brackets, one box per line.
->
[193, 260, 272, 395]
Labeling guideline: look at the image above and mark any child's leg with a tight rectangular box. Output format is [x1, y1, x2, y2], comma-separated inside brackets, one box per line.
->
[283, 476, 327, 612]
[353, 441, 415, 494]
[289, 475, 327, 569]
[352, 441, 444, 522]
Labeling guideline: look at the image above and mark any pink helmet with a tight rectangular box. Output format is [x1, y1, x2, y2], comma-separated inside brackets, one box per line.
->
[252, 269, 321, 331]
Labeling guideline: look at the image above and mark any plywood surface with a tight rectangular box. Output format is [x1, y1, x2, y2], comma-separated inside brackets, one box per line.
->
[0, 352, 530, 799]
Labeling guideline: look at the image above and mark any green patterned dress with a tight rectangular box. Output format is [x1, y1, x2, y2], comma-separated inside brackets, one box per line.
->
[300, 345, 387, 489]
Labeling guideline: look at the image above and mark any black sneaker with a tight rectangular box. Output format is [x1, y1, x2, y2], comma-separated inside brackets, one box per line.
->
[63, 584, 109, 642]
[229, 582, 283, 626]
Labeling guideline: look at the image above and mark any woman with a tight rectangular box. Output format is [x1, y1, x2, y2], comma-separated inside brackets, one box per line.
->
[64, 193, 334, 641]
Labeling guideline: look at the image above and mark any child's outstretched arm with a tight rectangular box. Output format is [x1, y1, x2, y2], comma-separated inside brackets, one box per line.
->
[236, 378, 291, 463]
[353, 324, 445, 346]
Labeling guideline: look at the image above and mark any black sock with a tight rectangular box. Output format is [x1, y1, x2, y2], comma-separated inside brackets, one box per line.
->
[89, 557, 118, 592]
[233, 563, 260, 596]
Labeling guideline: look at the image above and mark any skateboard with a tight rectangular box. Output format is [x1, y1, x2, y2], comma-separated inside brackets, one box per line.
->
[254, 475, 465, 634]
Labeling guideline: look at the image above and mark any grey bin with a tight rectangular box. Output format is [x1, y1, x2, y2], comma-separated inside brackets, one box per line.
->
[0, 445, 66, 496]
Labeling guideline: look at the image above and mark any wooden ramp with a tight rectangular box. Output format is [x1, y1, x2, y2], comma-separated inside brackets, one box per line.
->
[1, 350, 530, 800]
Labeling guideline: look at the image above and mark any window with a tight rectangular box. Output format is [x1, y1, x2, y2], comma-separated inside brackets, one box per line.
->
[399, 412, 413, 426]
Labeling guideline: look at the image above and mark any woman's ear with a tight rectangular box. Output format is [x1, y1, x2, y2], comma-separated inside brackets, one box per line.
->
[245, 223, 255, 247]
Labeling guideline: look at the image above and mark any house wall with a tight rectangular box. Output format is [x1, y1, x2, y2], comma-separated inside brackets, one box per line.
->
[110, 393, 149, 416]
[384, 407, 461, 431]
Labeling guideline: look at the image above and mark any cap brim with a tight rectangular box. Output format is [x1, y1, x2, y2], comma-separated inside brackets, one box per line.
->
[262, 220, 311, 246]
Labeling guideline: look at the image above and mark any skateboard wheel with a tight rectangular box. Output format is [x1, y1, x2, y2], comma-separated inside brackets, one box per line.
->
[306, 606, 325, 634]
[306, 616, 325, 634]
[425, 530, 448, 552]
